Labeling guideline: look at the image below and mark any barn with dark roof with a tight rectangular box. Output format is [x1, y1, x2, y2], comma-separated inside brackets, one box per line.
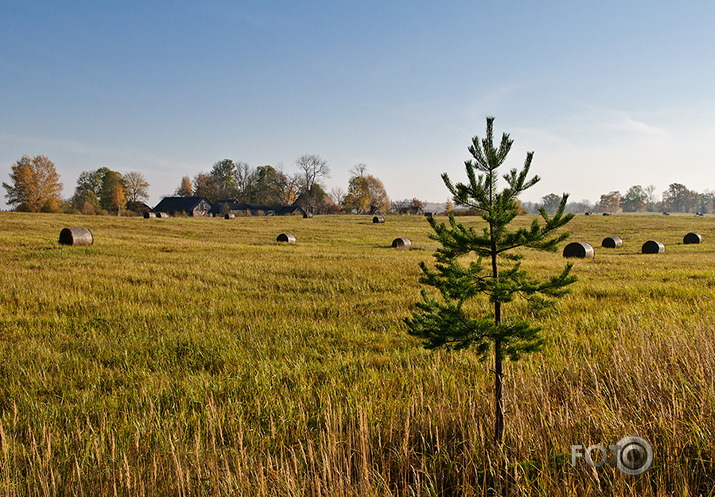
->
[153, 197, 212, 217]
[208, 199, 308, 217]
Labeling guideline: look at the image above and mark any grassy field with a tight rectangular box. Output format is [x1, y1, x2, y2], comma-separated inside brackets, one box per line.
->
[1, 211, 714, 496]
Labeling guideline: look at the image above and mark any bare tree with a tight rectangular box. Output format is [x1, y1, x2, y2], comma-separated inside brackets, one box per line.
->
[296, 154, 330, 193]
[233, 162, 256, 200]
[350, 163, 368, 178]
[328, 186, 345, 206]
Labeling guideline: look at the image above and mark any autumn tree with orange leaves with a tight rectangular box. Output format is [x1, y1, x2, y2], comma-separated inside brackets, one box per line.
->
[3, 155, 63, 212]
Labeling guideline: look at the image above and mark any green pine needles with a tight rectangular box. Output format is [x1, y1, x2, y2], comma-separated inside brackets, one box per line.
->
[405, 117, 577, 444]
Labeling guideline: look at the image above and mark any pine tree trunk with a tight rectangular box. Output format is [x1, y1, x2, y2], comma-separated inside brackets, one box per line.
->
[491, 221, 504, 445]
[494, 306, 504, 445]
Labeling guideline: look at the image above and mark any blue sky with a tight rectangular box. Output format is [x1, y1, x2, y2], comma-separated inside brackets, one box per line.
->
[2, 1, 715, 209]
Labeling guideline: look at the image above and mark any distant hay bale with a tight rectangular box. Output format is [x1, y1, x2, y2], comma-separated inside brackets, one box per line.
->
[562, 242, 595, 259]
[373, 216, 385, 223]
[143, 212, 156, 218]
[277, 233, 296, 243]
[224, 213, 235, 219]
[642, 240, 665, 254]
[303, 212, 313, 218]
[602, 212, 611, 216]
[392, 237, 412, 250]
[584, 212, 591, 216]
[59, 228, 93, 246]
[601, 236, 623, 248]
[156, 212, 170, 218]
[683, 232, 702, 244]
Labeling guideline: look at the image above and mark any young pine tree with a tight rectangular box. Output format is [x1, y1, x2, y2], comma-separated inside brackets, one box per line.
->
[405, 117, 577, 444]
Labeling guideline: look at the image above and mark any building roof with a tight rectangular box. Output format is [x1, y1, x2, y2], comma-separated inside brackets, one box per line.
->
[153, 196, 212, 212]
[275, 205, 307, 216]
[208, 198, 307, 216]
[208, 199, 273, 214]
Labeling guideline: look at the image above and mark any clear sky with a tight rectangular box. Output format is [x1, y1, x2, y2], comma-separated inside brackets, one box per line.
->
[2, 1, 715, 210]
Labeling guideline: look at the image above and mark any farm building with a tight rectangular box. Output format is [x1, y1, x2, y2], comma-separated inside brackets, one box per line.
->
[153, 197, 212, 217]
[208, 199, 308, 217]
[276, 205, 309, 216]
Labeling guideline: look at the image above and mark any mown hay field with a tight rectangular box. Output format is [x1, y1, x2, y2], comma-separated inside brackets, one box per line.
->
[1, 212, 714, 496]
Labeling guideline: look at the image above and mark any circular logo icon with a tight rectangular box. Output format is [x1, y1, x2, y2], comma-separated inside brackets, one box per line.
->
[616, 436, 653, 475]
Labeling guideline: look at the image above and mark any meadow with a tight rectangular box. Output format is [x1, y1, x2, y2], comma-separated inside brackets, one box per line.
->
[0, 211, 714, 496]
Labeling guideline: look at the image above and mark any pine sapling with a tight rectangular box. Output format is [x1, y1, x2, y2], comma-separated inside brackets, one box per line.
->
[405, 117, 577, 444]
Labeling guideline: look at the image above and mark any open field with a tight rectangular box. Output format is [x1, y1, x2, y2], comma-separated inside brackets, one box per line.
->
[1, 211, 715, 496]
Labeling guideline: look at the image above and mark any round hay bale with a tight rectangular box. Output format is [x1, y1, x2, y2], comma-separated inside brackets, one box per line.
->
[584, 212, 591, 216]
[277, 233, 296, 243]
[642, 240, 665, 254]
[562, 242, 594, 259]
[392, 237, 412, 250]
[683, 232, 702, 244]
[59, 228, 93, 246]
[143, 212, 156, 218]
[303, 212, 313, 218]
[156, 212, 170, 218]
[601, 236, 623, 248]
[373, 216, 385, 223]
[224, 213, 235, 219]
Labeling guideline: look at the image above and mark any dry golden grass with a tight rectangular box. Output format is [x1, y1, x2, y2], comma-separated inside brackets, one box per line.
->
[0, 211, 714, 495]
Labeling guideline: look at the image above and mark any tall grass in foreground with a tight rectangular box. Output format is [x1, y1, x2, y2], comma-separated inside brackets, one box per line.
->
[0, 212, 714, 495]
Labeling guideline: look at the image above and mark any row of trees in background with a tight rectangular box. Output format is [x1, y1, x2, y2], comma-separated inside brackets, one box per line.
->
[173, 156, 393, 215]
[528, 183, 715, 215]
[1, 155, 151, 215]
[3, 155, 714, 216]
[1, 154, 393, 215]
[71, 168, 149, 215]
[174, 155, 333, 213]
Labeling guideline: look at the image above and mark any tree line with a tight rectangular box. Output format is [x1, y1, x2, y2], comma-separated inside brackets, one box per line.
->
[527, 183, 715, 215]
[171, 156, 396, 214]
[2, 154, 395, 215]
[5, 154, 712, 216]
